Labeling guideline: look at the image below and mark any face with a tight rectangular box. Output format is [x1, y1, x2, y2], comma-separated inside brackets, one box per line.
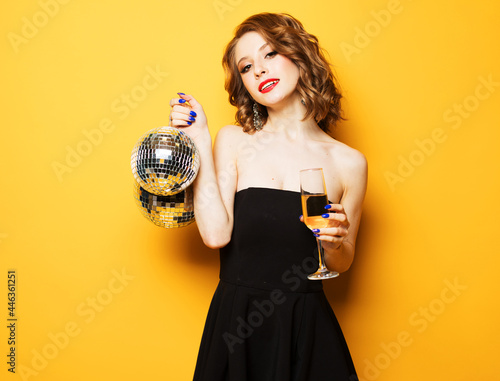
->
[234, 31, 300, 108]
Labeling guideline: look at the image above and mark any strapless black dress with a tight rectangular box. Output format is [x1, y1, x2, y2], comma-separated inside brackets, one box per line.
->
[193, 188, 357, 381]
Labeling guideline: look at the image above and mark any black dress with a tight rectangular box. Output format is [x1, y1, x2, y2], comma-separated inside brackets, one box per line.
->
[193, 188, 358, 381]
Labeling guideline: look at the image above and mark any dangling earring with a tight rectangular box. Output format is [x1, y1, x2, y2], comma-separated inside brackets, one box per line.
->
[253, 102, 263, 131]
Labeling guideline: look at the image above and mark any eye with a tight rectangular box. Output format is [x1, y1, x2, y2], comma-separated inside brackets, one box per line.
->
[240, 64, 251, 74]
[265, 51, 278, 59]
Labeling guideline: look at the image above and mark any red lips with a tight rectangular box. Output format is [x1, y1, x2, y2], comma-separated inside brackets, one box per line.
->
[259, 78, 280, 93]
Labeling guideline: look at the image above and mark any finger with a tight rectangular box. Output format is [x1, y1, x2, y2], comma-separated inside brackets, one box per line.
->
[171, 106, 198, 124]
[324, 203, 344, 213]
[169, 98, 181, 107]
[170, 118, 192, 127]
[315, 233, 344, 245]
[171, 115, 195, 127]
[170, 113, 194, 127]
[314, 226, 348, 238]
[322, 212, 349, 226]
[171, 109, 196, 122]
[170, 97, 198, 127]
[323, 205, 350, 226]
[178, 93, 200, 108]
[171, 90, 199, 107]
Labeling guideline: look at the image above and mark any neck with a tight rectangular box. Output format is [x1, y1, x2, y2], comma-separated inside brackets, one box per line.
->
[264, 94, 321, 139]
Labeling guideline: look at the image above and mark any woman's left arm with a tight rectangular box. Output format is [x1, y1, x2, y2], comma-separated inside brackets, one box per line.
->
[317, 150, 368, 273]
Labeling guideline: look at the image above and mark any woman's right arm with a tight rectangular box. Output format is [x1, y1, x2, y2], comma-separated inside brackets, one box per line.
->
[169, 93, 238, 249]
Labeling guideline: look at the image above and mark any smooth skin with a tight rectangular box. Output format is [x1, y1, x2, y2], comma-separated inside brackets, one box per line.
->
[169, 31, 367, 273]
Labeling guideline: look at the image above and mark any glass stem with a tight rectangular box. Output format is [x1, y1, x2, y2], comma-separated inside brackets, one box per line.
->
[316, 238, 327, 271]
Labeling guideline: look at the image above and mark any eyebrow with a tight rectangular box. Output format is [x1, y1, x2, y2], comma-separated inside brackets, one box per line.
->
[236, 42, 269, 67]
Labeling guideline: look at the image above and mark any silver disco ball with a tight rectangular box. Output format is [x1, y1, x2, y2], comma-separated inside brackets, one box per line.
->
[131, 126, 200, 196]
[133, 181, 195, 228]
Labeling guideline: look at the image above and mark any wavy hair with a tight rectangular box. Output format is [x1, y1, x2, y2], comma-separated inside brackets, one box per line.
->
[222, 12, 344, 133]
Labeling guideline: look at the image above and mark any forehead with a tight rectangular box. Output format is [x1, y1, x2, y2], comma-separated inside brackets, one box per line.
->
[234, 31, 268, 60]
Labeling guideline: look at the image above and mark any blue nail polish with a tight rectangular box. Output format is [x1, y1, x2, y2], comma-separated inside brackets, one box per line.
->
[190, 111, 197, 117]
[187, 121, 192, 125]
[177, 92, 185, 95]
[179, 99, 187, 104]
[314, 234, 320, 237]
[324, 204, 331, 209]
[322, 213, 329, 218]
[299, 215, 303, 220]
[312, 229, 320, 233]
[189, 116, 195, 121]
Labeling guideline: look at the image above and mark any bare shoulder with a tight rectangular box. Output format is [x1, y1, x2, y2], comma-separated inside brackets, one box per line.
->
[329, 140, 368, 191]
[215, 124, 246, 142]
[213, 125, 245, 153]
[327, 138, 366, 170]
[213, 125, 249, 165]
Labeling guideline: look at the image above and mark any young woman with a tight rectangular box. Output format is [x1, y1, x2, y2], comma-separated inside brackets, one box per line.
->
[169, 12, 367, 381]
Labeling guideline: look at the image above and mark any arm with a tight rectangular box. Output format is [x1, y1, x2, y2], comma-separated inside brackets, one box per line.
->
[170, 94, 238, 249]
[318, 150, 368, 273]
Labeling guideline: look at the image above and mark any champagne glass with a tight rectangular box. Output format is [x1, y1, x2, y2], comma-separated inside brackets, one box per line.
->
[300, 168, 339, 280]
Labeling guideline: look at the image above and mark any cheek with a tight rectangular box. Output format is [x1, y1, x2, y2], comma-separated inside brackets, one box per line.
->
[277, 57, 300, 81]
[241, 75, 258, 97]
[241, 74, 251, 89]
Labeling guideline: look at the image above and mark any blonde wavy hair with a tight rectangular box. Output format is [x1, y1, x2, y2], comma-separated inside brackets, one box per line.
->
[222, 12, 344, 134]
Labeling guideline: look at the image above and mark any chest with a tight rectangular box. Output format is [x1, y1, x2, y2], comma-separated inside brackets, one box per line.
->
[235, 137, 344, 203]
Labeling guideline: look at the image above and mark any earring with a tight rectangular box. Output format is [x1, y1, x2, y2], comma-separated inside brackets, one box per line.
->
[253, 102, 263, 131]
[301, 99, 306, 106]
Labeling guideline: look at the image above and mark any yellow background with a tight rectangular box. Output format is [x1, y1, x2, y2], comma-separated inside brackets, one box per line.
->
[1, 0, 499, 380]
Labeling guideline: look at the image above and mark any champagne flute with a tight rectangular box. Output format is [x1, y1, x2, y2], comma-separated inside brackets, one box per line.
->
[300, 168, 339, 280]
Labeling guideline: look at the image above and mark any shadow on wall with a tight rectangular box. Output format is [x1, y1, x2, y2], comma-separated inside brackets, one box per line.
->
[324, 200, 375, 305]
[324, 115, 372, 306]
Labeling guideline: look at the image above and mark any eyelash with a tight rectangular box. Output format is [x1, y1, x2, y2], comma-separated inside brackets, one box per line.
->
[240, 51, 278, 74]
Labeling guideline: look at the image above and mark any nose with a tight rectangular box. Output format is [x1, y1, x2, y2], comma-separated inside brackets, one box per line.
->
[253, 62, 267, 78]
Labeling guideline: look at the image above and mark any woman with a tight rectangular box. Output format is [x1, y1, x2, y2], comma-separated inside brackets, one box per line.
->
[170, 12, 367, 381]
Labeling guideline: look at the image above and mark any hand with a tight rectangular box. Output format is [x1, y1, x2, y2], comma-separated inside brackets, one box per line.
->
[302, 204, 350, 249]
[169, 93, 210, 143]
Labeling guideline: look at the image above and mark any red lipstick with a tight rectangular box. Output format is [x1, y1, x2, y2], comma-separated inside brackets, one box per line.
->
[259, 78, 280, 93]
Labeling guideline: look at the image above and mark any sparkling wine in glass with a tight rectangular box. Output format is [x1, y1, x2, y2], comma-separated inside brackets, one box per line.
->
[300, 168, 339, 280]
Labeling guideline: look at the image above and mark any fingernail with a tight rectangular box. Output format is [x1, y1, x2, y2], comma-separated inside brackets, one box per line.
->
[190, 111, 197, 117]
[179, 99, 187, 103]
[321, 213, 329, 218]
[189, 116, 196, 121]
[177, 92, 185, 95]
[187, 121, 192, 125]
[314, 234, 320, 237]
[324, 204, 331, 209]
[312, 229, 320, 233]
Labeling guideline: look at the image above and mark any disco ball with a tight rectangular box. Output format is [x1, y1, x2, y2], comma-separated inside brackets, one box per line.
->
[133, 181, 195, 228]
[131, 126, 200, 196]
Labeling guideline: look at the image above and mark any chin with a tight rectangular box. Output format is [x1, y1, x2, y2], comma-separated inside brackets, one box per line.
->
[261, 93, 294, 107]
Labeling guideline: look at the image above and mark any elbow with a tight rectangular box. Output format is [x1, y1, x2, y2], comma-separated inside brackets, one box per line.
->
[329, 260, 353, 274]
[335, 261, 353, 274]
[326, 243, 355, 273]
[197, 220, 233, 249]
[202, 233, 231, 250]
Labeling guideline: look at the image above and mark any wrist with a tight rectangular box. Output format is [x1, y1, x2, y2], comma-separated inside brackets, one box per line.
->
[192, 128, 212, 151]
[322, 240, 343, 254]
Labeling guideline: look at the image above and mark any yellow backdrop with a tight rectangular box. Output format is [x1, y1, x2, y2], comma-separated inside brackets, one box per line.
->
[1, 0, 499, 380]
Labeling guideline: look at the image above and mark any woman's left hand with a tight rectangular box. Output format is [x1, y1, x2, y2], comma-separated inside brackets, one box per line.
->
[312, 204, 350, 250]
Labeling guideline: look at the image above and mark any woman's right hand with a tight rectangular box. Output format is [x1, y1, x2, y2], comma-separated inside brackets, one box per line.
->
[169, 93, 211, 145]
